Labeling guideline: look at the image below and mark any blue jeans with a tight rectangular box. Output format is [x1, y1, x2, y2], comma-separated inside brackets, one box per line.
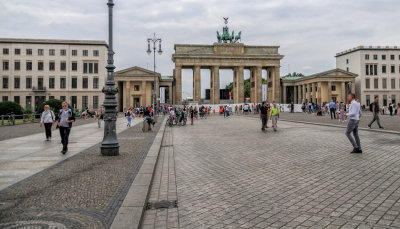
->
[126, 116, 132, 127]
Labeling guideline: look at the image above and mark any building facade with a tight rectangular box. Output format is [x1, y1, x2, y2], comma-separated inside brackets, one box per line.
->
[336, 46, 400, 107]
[115, 66, 173, 111]
[0, 38, 107, 111]
[281, 69, 357, 104]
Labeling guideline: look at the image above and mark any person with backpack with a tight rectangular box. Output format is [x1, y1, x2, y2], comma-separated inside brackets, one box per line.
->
[368, 96, 384, 129]
[56, 102, 75, 154]
[40, 105, 55, 141]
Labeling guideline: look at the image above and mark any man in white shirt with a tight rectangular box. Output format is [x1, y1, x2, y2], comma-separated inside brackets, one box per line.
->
[345, 93, 362, 153]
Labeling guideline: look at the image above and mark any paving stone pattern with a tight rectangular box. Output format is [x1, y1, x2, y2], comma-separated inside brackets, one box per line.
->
[171, 116, 400, 229]
[0, 118, 164, 229]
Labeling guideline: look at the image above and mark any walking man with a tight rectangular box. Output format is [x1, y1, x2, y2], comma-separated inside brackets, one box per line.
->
[368, 96, 384, 129]
[345, 93, 362, 153]
[259, 102, 269, 131]
[329, 100, 336, 119]
[270, 102, 280, 132]
[56, 102, 75, 154]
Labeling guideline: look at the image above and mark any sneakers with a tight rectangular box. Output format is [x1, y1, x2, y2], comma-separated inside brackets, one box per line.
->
[351, 148, 362, 154]
[379, 127, 384, 129]
[367, 125, 371, 129]
[261, 128, 265, 132]
[61, 148, 68, 155]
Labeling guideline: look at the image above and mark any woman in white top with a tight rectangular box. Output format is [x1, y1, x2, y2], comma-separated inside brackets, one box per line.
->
[40, 105, 55, 141]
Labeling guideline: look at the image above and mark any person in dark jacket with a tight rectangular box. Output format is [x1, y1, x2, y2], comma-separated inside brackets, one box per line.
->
[56, 102, 75, 154]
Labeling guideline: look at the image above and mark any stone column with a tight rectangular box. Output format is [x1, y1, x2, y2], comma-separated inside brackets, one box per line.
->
[282, 86, 287, 104]
[141, 81, 147, 106]
[274, 67, 281, 103]
[297, 85, 301, 104]
[307, 84, 311, 102]
[210, 66, 220, 104]
[169, 85, 173, 105]
[341, 81, 346, 102]
[294, 86, 297, 104]
[312, 83, 316, 103]
[174, 66, 182, 104]
[193, 65, 201, 102]
[302, 84, 306, 103]
[255, 66, 262, 103]
[317, 82, 322, 104]
[155, 77, 160, 108]
[327, 81, 332, 102]
[250, 68, 256, 103]
[234, 66, 244, 104]
[125, 81, 130, 108]
[351, 81, 356, 95]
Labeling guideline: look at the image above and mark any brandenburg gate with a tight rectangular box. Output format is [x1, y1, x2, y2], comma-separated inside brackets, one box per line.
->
[171, 19, 284, 104]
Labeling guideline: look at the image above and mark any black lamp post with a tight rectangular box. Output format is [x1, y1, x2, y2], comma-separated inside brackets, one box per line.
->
[147, 33, 162, 114]
[100, 0, 119, 156]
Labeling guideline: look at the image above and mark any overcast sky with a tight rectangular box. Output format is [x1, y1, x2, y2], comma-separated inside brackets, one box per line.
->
[1, 0, 399, 99]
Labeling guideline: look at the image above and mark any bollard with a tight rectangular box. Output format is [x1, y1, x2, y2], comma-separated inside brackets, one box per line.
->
[12, 114, 15, 125]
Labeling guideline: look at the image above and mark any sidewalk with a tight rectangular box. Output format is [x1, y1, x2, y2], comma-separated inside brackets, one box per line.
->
[0, 117, 140, 191]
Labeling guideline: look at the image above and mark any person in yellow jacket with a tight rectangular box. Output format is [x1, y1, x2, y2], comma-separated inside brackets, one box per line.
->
[269, 102, 280, 132]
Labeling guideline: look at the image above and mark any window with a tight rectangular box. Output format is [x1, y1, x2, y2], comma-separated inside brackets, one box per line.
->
[26, 77, 32, 89]
[49, 77, 55, 89]
[382, 78, 387, 89]
[14, 96, 20, 104]
[94, 63, 98, 73]
[26, 96, 32, 108]
[134, 85, 140, 91]
[331, 85, 336, 91]
[391, 65, 395, 74]
[26, 49, 32, 55]
[60, 49, 66, 56]
[72, 62, 77, 71]
[49, 62, 55, 71]
[383, 95, 387, 106]
[366, 95, 370, 106]
[365, 54, 369, 60]
[82, 77, 88, 89]
[60, 77, 66, 89]
[2, 96, 8, 102]
[49, 49, 55, 56]
[93, 78, 99, 89]
[346, 59, 349, 64]
[84, 62, 98, 74]
[82, 96, 88, 109]
[374, 78, 379, 89]
[26, 61, 32, 71]
[83, 50, 88, 56]
[391, 55, 395, 60]
[38, 61, 44, 71]
[366, 64, 369, 75]
[14, 77, 20, 89]
[72, 50, 77, 56]
[3, 61, 9, 70]
[3, 77, 8, 89]
[49, 96, 54, 100]
[14, 61, 20, 71]
[391, 78, 396, 89]
[38, 49, 44, 56]
[60, 61, 66, 71]
[83, 63, 88, 73]
[382, 55, 386, 60]
[346, 67, 349, 72]
[93, 50, 99, 56]
[365, 78, 370, 89]
[3, 48, 9, 54]
[374, 65, 377, 75]
[382, 65, 386, 74]
[71, 96, 77, 108]
[373, 54, 378, 60]
[392, 95, 396, 104]
[89, 63, 93, 73]
[72, 78, 77, 89]
[93, 96, 99, 109]
[14, 49, 20, 55]
[60, 96, 66, 101]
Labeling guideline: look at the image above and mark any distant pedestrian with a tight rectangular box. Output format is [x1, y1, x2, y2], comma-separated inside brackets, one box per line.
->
[260, 101, 269, 132]
[190, 106, 194, 125]
[126, 108, 132, 127]
[329, 100, 336, 119]
[40, 105, 55, 141]
[270, 102, 280, 132]
[96, 108, 103, 128]
[56, 102, 75, 154]
[368, 96, 384, 129]
[345, 93, 362, 153]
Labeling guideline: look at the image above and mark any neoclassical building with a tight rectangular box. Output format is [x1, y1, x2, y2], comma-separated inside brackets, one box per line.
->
[281, 68, 357, 104]
[115, 66, 173, 111]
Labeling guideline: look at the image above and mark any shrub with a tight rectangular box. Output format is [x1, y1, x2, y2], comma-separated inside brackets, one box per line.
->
[0, 101, 24, 115]
[37, 99, 70, 113]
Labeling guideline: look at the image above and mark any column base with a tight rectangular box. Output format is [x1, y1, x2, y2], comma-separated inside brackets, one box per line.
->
[101, 144, 120, 156]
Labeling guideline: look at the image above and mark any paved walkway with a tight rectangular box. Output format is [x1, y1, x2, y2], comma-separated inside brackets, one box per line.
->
[143, 115, 400, 229]
[0, 117, 140, 191]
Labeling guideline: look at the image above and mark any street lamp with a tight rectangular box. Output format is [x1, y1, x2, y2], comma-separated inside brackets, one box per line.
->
[100, 0, 119, 156]
[147, 33, 162, 115]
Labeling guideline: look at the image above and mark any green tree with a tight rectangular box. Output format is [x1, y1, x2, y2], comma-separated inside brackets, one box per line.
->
[0, 101, 24, 115]
[225, 78, 268, 99]
[284, 72, 304, 77]
[37, 99, 66, 113]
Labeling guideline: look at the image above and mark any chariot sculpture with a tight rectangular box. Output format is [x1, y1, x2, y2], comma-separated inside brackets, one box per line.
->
[217, 17, 242, 43]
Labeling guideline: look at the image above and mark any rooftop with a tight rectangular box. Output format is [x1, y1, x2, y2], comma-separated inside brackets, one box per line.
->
[336, 45, 400, 57]
[0, 38, 108, 46]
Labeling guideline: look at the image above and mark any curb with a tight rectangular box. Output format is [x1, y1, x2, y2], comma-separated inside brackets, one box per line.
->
[110, 118, 167, 229]
[279, 119, 400, 135]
